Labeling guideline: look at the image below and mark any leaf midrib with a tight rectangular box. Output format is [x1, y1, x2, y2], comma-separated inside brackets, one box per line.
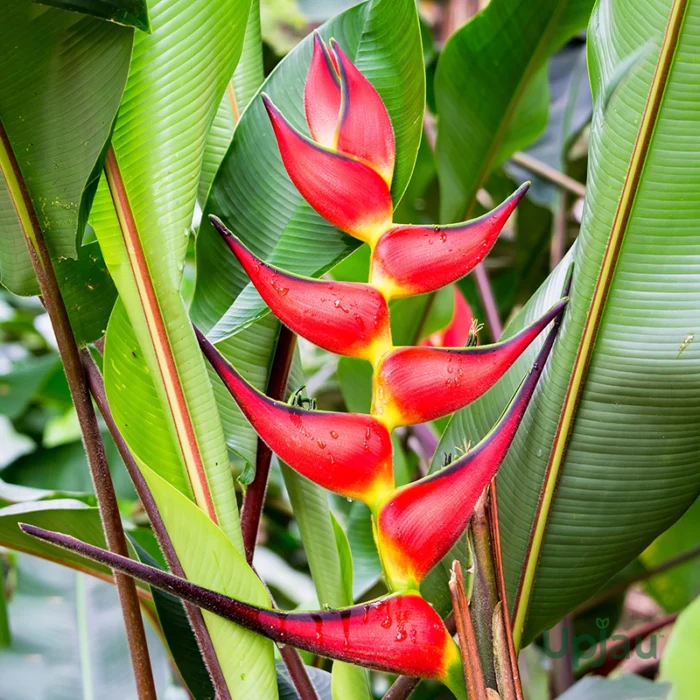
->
[510, 0, 690, 649]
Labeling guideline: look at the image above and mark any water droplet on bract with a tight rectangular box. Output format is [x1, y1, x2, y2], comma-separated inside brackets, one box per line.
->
[381, 616, 392, 629]
[354, 314, 365, 331]
[440, 232, 447, 243]
[410, 629, 417, 643]
[395, 629, 408, 642]
[365, 427, 371, 439]
[330, 430, 339, 439]
[447, 366, 453, 374]
[317, 440, 326, 449]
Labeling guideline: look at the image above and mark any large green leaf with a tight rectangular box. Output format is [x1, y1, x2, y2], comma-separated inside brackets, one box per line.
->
[434, 0, 594, 222]
[660, 593, 700, 699]
[641, 495, 700, 612]
[437, 0, 700, 646]
[192, 0, 425, 340]
[198, 0, 264, 205]
[90, 0, 252, 546]
[0, 554, 174, 700]
[0, 0, 133, 290]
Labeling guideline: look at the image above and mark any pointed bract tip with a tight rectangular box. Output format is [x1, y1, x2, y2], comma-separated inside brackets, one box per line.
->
[209, 214, 232, 240]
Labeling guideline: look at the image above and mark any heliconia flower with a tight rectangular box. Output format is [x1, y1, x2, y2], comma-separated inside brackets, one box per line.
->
[370, 184, 529, 299]
[211, 217, 392, 364]
[331, 39, 395, 184]
[421, 288, 474, 348]
[375, 312, 562, 591]
[263, 95, 393, 243]
[20, 525, 467, 697]
[372, 298, 567, 429]
[195, 327, 394, 506]
[304, 34, 341, 148]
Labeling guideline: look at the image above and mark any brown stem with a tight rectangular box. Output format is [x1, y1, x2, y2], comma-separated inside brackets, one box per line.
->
[550, 190, 568, 270]
[586, 613, 677, 678]
[510, 152, 586, 199]
[488, 481, 523, 699]
[0, 123, 156, 699]
[279, 646, 320, 700]
[548, 616, 574, 696]
[81, 350, 231, 699]
[578, 544, 700, 614]
[383, 676, 420, 700]
[470, 494, 499, 689]
[240, 324, 297, 563]
[451, 560, 489, 700]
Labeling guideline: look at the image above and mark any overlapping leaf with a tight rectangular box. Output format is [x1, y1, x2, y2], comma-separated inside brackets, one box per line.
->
[434, 0, 594, 222]
[0, 0, 132, 289]
[436, 0, 700, 645]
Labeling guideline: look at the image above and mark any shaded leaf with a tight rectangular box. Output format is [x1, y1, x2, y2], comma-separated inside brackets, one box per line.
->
[33, 0, 150, 32]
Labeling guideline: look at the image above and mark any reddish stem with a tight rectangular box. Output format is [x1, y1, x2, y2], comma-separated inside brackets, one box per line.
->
[240, 324, 297, 563]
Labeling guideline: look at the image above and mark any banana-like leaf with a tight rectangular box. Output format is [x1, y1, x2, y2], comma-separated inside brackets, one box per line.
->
[434, 0, 594, 222]
[0, 0, 132, 291]
[32, 0, 150, 31]
[192, 0, 425, 340]
[198, 0, 264, 205]
[435, 0, 700, 647]
[89, 0, 251, 545]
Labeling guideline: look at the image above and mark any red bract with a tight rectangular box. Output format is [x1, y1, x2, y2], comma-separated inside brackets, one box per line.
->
[372, 299, 567, 428]
[304, 34, 341, 148]
[21, 526, 465, 696]
[211, 218, 391, 363]
[196, 328, 394, 505]
[263, 95, 393, 243]
[332, 39, 395, 184]
[421, 288, 474, 348]
[371, 184, 528, 298]
[376, 317, 562, 590]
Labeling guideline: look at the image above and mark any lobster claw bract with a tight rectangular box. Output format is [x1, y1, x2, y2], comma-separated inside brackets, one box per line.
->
[331, 39, 395, 184]
[21, 525, 466, 697]
[263, 95, 393, 243]
[211, 217, 391, 363]
[372, 298, 567, 428]
[196, 327, 394, 506]
[376, 313, 563, 590]
[304, 33, 341, 148]
[371, 184, 529, 299]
